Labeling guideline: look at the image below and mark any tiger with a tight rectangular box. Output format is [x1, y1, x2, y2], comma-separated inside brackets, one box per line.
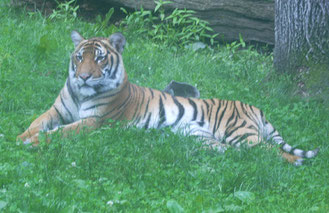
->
[17, 31, 319, 166]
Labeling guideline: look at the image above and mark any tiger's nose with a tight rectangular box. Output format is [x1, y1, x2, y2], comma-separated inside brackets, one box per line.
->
[79, 73, 91, 81]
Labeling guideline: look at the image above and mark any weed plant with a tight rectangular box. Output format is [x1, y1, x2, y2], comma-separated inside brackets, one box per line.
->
[120, 0, 218, 47]
[0, 1, 328, 212]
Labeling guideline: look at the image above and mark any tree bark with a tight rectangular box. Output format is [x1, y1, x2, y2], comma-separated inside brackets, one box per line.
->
[274, 0, 329, 74]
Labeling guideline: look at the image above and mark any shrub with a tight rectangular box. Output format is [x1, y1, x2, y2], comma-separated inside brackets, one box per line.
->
[120, 0, 218, 47]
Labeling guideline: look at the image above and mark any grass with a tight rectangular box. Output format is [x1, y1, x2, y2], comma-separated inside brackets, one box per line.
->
[1, 2, 329, 212]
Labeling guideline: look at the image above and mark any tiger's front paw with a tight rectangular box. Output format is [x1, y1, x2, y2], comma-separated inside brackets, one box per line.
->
[17, 133, 40, 146]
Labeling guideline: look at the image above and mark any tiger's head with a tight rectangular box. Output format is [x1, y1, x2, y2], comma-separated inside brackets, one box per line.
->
[69, 31, 126, 97]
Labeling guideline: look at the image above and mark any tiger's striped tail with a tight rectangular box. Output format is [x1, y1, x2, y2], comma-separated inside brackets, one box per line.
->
[263, 120, 319, 166]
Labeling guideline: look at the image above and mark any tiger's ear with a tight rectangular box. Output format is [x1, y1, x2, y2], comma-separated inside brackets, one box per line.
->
[109, 32, 126, 54]
[71, 30, 84, 47]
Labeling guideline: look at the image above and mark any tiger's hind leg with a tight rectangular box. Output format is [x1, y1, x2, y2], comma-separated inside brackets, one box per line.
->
[202, 139, 229, 153]
[199, 131, 262, 154]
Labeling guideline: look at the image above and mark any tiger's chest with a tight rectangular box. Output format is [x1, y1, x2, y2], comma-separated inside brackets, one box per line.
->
[78, 101, 101, 119]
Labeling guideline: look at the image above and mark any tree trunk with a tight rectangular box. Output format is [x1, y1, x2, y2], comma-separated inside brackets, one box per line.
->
[274, 0, 329, 74]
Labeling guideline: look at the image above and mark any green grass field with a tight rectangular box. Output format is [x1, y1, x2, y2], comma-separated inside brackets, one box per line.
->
[0, 2, 328, 212]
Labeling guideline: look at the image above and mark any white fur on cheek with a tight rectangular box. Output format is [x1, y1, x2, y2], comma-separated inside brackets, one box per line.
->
[98, 63, 125, 92]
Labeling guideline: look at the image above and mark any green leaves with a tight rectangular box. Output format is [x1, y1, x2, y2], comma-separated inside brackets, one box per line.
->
[48, 0, 79, 22]
[93, 8, 115, 34]
[120, 1, 217, 47]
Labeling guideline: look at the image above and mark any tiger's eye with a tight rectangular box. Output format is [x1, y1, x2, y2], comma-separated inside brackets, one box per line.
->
[76, 54, 83, 61]
[96, 55, 105, 62]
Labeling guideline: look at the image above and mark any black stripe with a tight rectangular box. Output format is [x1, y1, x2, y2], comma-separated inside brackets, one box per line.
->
[82, 87, 111, 102]
[280, 142, 287, 149]
[212, 101, 222, 134]
[260, 110, 264, 119]
[273, 135, 283, 140]
[111, 87, 134, 120]
[198, 106, 205, 127]
[289, 147, 298, 155]
[101, 84, 131, 119]
[70, 60, 75, 72]
[240, 102, 250, 119]
[171, 96, 185, 127]
[149, 88, 154, 99]
[131, 86, 141, 120]
[107, 55, 114, 74]
[240, 102, 257, 125]
[230, 132, 257, 145]
[49, 116, 54, 129]
[94, 43, 102, 48]
[131, 84, 136, 94]
[134, 116, 141, 125]
[82, 82, 127, 103]
[227, 114, 239, 130]
[299, 150, 306, 157]
[53, 106, 66, 124]
[110, 52, 120, 79]
[249, 105, 256, 114]
[143, 98, 151, 119]
[208, 104, 213, 123]
[83, 102, 109, 111]
[101, 60, 109, 70]
[115, 84, 132, 111]
[60, 91, 74, 122]
[144, 113, 152, 129]
[233, 102, 241, 118]
[248, 104, 260, 122]
[224, 120, 247, 139]
[66, 79, 79, 107]
[203, 100, 210, 115]
[247, 124, 258, 131]
[225, 106, 236, 126]
[133, 88, 145, 120]
[85, 90, 119, 102]
[95, 40, 105, 48]
[227, 135, 242, 145]
[161, 91, 167, 100]
[188, 98, 197, 121]
[111, 109, 125, 120]
[97, 40, 117, 53]
[111, 89, 134, 120]
[268, 128, 277, 137]
[216, 101, 230, 131]
[210, 99, 215, 104]
[213, 101, 228, 134]
[157, 96, 166, 128]
[228, 101, 234, 110]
